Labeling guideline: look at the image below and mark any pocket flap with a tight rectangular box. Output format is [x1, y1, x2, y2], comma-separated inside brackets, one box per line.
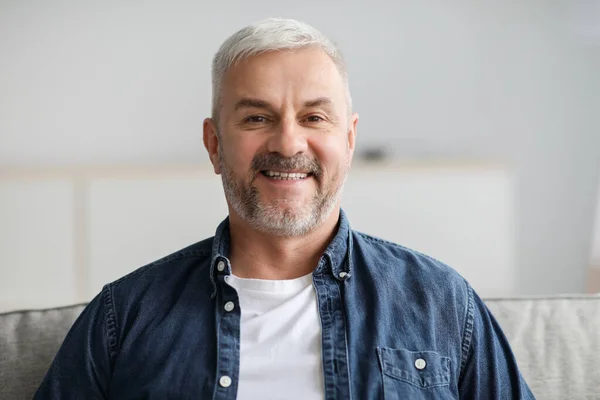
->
[377, 347, 451, 388]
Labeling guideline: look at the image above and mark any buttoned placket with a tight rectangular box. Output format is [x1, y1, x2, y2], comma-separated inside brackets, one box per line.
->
[213, 257, 241, 400]
[313, 257, 352, 400]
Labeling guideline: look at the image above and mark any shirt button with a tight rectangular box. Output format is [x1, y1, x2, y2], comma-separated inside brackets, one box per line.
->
[339, 272, 348, 279]
[224, 301, 235, 312]
[415, 358, 427, 370]
[217, 261, 226, 272]
[219, 375, 232, 388]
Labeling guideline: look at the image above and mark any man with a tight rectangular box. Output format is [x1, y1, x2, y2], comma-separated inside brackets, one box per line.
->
[35, 18, 534, 399]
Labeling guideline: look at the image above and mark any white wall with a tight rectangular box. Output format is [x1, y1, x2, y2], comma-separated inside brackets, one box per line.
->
[1, 0, 599, 294]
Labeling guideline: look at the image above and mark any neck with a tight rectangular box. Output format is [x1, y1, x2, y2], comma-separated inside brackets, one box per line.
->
[227, 208, 341, 280]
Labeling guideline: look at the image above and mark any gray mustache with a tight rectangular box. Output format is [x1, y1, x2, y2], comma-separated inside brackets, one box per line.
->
[252, 153, 322, 176]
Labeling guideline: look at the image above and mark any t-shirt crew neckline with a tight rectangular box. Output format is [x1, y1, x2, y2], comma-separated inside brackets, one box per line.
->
[224, 272, 314, 294]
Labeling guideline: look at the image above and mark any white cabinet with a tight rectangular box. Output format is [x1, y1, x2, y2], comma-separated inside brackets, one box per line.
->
[87, 173, 227, 295]
[343, 166, 515, 297]
[0, 180, 79, 311]
[0, 164, 516, 312]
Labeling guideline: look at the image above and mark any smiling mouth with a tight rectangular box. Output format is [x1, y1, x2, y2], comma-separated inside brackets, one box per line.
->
[260, 170, 312, 180]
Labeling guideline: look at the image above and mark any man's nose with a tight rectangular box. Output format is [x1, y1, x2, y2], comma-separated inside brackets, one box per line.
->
[266, 117, 308, 158]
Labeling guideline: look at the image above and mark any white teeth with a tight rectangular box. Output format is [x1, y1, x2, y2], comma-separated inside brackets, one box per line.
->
[264, 171, 309, 180]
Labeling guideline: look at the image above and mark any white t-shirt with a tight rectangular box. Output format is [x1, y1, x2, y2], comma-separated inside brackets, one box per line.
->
[225, 273, 324, 400]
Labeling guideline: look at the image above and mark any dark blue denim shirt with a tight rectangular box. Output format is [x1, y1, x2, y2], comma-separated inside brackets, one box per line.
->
[35, 210, 534, 399]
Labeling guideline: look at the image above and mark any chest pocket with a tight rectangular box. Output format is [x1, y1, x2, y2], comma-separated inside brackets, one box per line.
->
[377, 347, 453, 400]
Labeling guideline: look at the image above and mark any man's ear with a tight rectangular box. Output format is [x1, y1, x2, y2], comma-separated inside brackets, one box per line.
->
[203, 118, 222, 174]
[347, 112, 358, 153]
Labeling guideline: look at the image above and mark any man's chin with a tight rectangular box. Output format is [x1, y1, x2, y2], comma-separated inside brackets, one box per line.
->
[250, 206, 313, 235]
[261, 205, 307, 222]
[254, 218, 313, 237]
[260, 197, 308, 212]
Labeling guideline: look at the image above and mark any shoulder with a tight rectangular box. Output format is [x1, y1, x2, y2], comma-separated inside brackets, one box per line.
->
[83, 238, 215, 363]
[353, 230, 466, 281]
[105, 237, 215, 307]
[351, 230, 471, 303]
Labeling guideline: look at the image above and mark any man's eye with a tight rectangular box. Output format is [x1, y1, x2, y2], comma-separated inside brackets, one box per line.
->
[305, 115, 324, 122]
[246, 116, 267, 123]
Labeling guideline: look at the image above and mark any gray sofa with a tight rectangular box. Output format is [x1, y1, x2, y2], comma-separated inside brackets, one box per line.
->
[2, 296, 600, 399]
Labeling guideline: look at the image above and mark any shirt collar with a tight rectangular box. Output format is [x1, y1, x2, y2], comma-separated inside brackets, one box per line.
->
[209, 209, 353, 296]
[319, 209, 353, 281]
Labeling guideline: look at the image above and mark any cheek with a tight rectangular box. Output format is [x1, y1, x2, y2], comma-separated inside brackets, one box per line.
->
[310, 136, 351, 175]
[223, 135, 263, 173]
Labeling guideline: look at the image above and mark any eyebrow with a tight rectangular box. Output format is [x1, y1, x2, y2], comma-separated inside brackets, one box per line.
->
[303, 97, 334, 109]
[234, 98, 274, 113]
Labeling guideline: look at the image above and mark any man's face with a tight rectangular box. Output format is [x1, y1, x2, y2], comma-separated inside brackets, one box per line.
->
[205, 47, 358, 237]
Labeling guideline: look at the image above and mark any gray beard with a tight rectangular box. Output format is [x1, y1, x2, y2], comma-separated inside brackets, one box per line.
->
[219, 154, 347, 237]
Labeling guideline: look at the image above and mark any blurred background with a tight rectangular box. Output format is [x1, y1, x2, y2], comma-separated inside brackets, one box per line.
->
[1, 0, 599, 312]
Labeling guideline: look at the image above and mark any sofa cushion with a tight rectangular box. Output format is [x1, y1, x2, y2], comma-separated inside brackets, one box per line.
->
[486, 295, 600, 400]
[0, 304, 86, 399]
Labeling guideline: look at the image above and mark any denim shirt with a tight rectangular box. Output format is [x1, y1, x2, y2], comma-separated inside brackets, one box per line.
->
[35, 210, 534, 399]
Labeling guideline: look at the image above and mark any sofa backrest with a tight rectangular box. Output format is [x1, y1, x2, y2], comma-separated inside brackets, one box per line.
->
[2, 296, 600, 399]
[486, 295, 600, 399]
[0, 304, 86, 399]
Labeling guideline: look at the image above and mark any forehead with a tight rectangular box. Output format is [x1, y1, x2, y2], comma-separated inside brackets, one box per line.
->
[221, 47, 346, 107]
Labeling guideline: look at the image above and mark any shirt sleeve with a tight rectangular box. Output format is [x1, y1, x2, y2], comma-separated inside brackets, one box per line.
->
[34, 286, 115, 399]
[458, 283, 536, 399]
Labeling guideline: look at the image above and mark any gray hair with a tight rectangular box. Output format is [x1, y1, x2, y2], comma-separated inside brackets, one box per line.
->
[211, 18, 352, 124]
